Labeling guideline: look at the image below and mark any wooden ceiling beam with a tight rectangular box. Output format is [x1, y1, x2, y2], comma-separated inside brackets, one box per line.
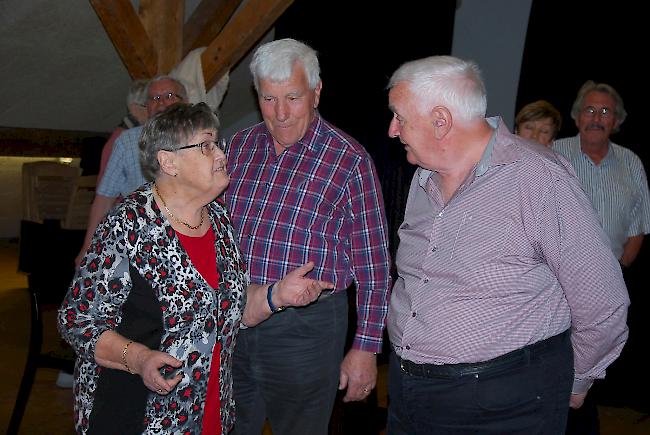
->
[138, 0, 184, 75]
[89, 0, 158, 79]
[201, 0, 295, 89]
[0, 127, 108, 158]
[183, 0, 243, 56]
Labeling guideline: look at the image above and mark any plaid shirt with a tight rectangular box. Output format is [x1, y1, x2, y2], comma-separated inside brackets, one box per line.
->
[224, 114, 391, 352]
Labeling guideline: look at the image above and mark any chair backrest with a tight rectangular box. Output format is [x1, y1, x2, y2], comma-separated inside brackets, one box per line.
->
[22, 161, 81, 223]
[62, 175, 97, 230]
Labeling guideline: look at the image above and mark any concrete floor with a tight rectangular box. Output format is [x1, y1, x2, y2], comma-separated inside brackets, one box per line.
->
[1, 238, 649, 434]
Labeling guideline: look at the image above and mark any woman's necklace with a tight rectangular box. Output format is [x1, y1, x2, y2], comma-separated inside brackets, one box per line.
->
[154, 183, 204, 230]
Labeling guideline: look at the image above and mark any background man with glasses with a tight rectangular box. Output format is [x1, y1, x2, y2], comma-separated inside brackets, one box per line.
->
[75, 75, 187, 266]
[554, 81, 650, 271]
[554, 81, 650, 434]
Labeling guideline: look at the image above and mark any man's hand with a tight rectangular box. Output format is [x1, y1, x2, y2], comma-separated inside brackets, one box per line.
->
[570, 392, 587, 409]
[273, 261, 333, 308]
[338, 349, 377, 402]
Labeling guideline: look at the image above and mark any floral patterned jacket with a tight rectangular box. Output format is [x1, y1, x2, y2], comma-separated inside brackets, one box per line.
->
[58, 184, 248, 434]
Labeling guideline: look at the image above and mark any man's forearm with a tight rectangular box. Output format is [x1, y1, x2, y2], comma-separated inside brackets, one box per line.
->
[76, 195, 116, 265]
[620, 234, 644, 267]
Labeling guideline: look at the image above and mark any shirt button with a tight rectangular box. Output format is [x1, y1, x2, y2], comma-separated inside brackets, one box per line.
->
[423, 277, 429, 283]
[412, 312, 416, 317]
[437, 211, 444, 217]
[431, 246, 437, 252]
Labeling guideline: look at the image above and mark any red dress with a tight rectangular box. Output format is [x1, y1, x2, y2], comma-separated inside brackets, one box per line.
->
[177, 228, 221, 435]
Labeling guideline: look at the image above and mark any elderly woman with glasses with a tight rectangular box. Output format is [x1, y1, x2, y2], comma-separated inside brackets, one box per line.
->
[58, 103, 330, 435]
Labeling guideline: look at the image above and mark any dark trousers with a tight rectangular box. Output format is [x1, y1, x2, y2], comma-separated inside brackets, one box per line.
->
[387, 331, 573, 435]
[231, 292, 348, 435]
[566, 393, 600, 435]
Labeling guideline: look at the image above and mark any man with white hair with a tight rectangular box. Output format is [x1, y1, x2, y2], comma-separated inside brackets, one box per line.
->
[225, 39, 391, 435]
[385, 55, 629, 434]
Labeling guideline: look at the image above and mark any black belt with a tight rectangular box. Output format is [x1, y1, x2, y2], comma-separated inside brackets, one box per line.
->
[396, 329, 570, 379]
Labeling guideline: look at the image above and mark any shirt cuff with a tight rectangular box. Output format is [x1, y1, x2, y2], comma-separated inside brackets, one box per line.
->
[572, 378, 593, 395]
[351, 333, 383, 354]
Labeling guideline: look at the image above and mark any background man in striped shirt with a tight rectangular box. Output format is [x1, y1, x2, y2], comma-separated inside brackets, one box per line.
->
[553, 81, 650, 268]
[386, 56, 629, 434]
[225, 39, 391, 435]
[554, 81, 650, 434]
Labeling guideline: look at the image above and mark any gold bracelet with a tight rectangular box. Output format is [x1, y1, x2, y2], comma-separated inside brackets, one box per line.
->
[122, 340, 134, 374]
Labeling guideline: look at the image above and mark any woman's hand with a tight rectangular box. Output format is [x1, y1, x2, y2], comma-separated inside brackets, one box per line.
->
[95, 331, 184, 395]
[134, 348, 184, 395]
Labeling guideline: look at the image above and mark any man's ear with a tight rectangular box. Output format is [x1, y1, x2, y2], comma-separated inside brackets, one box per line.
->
[431, 106, 452, 139]
[157, 150, 178, 177]
[313, 80, 323, 109]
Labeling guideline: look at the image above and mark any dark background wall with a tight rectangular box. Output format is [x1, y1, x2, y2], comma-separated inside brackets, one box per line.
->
[275, 0, 647, 276]
[518, 0, 644, 157]
[275, 0, 457, 260]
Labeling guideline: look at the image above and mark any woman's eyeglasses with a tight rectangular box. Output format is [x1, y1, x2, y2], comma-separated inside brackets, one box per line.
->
[174, 138, 226, 156]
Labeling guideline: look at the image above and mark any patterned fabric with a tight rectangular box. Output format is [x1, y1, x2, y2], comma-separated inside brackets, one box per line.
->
[224, 113, 391, 352]
[553, 135, 650, 258]
[58, 184, 248, 434]
[388, 118, 629, 394]
[97, 126, 147, 197]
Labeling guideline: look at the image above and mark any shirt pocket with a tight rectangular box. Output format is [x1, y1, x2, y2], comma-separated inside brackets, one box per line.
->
[293, 177, 341, 231]
[450, 212, 513, 267]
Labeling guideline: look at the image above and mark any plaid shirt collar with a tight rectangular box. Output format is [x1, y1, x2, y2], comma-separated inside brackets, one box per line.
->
[260, 111, 325, 154]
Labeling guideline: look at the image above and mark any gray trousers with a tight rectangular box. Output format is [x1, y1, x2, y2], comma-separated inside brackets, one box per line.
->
[231, 292, 348, 435]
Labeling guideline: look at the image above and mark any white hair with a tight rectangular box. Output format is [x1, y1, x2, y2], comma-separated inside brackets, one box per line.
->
[250, 38, 320, 92]
[388, 55, 487, 122]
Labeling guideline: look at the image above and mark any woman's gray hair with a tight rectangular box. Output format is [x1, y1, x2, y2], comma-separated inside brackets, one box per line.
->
[139, 102, 220, 180]
[250, 38, 320, 92]
[388, 55, 487, 122]
[570, 80, 627, 130]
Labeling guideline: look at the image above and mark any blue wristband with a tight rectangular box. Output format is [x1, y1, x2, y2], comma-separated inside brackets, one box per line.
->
[267, 283, 285, 313]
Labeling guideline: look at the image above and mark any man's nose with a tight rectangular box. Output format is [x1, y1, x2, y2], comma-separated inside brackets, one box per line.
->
[388, 118, 400, 138]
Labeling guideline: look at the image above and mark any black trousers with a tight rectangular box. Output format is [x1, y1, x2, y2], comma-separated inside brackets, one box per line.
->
[387, 330, 573, 435]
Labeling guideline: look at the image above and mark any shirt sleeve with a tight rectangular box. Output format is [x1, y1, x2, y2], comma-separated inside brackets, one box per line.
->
[97, 128, 124, 185]
[348, 155, 392, 353]
[534, 169, 629, 394]
[626, 154, 650, 237]
[57, 206, 134, 361]
[97, 132, 129, 197]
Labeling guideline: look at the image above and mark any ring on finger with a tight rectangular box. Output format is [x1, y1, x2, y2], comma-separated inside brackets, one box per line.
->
[157, 388, 164, 393]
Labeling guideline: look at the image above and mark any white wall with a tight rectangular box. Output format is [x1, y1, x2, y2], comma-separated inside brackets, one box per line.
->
[0, 157, 80, 238]
[218, 30, 273, 137]
[452, 0, 533, 127]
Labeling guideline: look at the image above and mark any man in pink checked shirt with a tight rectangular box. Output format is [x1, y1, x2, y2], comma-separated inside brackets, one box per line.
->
[386, 55, 629, 434]
[224, 39, 391, 435]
